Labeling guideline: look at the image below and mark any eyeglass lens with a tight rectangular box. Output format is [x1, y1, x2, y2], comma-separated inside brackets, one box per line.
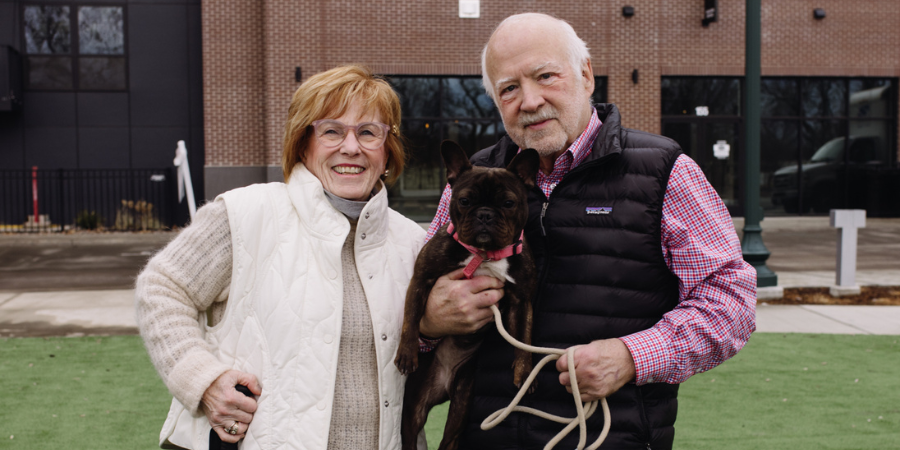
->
[314, 120, 387, 149]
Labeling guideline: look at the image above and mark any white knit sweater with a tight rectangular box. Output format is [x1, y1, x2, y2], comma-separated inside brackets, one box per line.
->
[135, 200, 233, 414]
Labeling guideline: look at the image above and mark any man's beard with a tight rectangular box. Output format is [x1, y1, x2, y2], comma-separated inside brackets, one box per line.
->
[508, 106, 568, 157]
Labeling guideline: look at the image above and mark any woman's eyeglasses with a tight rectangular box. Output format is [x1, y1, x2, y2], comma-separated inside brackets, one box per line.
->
[311, 120, 390, 150]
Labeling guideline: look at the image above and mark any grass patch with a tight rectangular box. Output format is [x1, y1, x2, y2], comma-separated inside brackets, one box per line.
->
[423, 333, 900, 449]
[0, 335, 169, 449]
[1, 333, 898, 449]
[675, 333, 900, 449]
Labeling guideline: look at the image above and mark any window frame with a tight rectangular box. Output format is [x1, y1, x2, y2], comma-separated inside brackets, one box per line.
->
[21, 2, 129, 92]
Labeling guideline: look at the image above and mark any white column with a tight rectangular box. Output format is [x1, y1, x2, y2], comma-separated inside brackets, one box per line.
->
[829, 209, 866, 296]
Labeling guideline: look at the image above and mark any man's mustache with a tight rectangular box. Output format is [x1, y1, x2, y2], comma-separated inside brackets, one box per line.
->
[518, 108, 559, 128]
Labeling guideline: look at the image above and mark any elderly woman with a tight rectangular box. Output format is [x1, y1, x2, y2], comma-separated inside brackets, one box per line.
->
[135, 65, 425, 450]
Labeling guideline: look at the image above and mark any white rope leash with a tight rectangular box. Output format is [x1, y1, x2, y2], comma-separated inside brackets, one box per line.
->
[481, 304, 611, 450]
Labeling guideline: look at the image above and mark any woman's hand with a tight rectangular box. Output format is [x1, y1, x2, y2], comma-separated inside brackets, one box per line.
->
[202, 369, 262, 443]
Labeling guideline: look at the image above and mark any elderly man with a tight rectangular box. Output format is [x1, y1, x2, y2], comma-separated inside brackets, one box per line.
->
[419, 12, 757, 450]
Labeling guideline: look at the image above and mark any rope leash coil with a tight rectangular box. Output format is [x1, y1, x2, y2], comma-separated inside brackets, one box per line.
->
[481, 304, 611, 450]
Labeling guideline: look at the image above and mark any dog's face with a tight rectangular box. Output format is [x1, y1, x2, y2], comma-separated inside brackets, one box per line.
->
[441, 141, 539, 251]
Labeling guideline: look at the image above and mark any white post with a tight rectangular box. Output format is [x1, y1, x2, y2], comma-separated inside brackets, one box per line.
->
[829, 209, 866, 296]
[173, 140, 197, 221]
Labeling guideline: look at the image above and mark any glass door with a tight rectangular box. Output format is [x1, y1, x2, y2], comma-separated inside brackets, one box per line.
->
[662, 119, 743, 215]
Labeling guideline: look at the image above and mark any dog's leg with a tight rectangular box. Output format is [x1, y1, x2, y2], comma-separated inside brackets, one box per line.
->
[395, 273, 431, 375]
[401, 351, 448, 450]
[503, 289, 535, 388]
[436, 357, 478, 450]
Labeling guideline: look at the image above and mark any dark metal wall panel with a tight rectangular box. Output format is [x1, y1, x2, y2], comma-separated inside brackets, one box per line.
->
[76, 93, 130, 127]
[23, 92, 77, 127]
[25, 127, 77, 169]
[128, 4, 190, 127]
[0, 1, 18, 49]
[129, 0, 192, 4]
[130, 126, 189, 168]
[187, 2, 203, 199]
[0, 112, 25, 169]
[79, 127, 130, 168]
[189, 123, 204, 198]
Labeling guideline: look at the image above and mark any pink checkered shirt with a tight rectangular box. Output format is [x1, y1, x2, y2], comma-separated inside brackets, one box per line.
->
[423, 109, 757, 385]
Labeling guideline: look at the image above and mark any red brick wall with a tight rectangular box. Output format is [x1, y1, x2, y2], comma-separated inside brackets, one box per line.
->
[202, 0, 900, 167]
[201, 0, 266, 167]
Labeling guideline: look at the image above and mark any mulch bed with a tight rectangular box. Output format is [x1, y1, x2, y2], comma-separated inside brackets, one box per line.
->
[765, 286, 900, 306]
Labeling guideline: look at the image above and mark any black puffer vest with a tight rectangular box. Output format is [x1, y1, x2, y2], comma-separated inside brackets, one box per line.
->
[460, 104, 683, 450]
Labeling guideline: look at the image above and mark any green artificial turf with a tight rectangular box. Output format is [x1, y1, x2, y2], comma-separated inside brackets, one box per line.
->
[674, 333, 900, 449]
[422, 333, 900, 450]
[0, 335, 170, 449]
[1, 333, 898, 449]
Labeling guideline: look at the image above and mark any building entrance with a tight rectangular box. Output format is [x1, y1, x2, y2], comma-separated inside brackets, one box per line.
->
[662, 119, 743, 216]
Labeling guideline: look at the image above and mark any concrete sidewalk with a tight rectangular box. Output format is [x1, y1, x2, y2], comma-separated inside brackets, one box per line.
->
[1, 216, 899, 337]
[2, 281, 900, 338]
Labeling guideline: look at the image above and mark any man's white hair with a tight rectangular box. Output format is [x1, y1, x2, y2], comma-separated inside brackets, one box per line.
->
[480, 13, 591, 104]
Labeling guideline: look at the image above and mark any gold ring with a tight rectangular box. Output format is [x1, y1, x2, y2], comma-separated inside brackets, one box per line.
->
[227, 421, 240, 435]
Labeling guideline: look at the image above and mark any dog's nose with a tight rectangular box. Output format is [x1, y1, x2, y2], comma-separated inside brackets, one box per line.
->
[476, 209, 494, 224]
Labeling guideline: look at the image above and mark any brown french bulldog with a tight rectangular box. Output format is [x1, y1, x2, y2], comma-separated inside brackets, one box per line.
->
[394, 140, 539, 450]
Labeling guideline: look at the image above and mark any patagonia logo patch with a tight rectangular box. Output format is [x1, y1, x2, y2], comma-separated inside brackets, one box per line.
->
[586, 207, 612, 215]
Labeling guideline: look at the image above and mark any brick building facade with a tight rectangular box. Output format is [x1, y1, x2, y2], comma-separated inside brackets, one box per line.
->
[201, 0, 900, 218]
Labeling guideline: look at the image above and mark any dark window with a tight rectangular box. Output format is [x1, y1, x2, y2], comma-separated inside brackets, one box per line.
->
[761, 78, 799, 117]
[763, 78, 896, 215]
[592, 76, 607, 104]
[661, 77, 741, 117]
[662, 76, 897, 217]
[23, 4, 126, 91]
[388, 77, 503, 204]
[802, 79, 846, 118]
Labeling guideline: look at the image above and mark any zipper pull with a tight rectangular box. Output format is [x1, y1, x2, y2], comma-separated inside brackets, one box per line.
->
[540, 202, 549, 236]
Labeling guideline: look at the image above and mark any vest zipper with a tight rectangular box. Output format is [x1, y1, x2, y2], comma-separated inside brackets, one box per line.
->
[636, 385, 653, 449]
[539, 201, 549, 236]
[533, 199, 551, 311]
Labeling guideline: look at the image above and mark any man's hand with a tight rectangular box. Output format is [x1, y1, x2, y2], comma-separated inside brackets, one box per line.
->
[419, 268, 504, 338]
[556, 338, 636, 402]
[201, 369, 262, 443]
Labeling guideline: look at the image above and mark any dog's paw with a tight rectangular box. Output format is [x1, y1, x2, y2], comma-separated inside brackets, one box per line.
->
[512, 359, 536, 392]
[394, 351, 418, 375]
[513, 376, 538, 393]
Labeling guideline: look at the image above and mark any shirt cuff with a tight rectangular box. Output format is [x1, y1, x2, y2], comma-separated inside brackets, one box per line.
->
[619, 327, 675, 385]
[418, 335, 443, 353]
[166, 349, 232, 415]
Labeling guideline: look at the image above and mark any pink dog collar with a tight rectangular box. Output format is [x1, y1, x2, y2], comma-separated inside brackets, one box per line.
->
[446, 222, 524, 279]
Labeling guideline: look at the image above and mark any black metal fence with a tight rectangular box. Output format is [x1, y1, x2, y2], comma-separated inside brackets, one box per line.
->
[0, 168, 181, 233]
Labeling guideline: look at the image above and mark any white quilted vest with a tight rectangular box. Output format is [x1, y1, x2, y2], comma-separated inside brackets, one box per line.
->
[159, 164, 424, 450]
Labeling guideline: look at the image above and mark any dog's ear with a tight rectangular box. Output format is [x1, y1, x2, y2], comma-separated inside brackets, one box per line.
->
[507, 148, 540, 188]
[440, 140, 472, 187]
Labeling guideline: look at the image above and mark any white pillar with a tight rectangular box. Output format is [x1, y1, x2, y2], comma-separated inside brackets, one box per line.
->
[829, 209, 866, 296]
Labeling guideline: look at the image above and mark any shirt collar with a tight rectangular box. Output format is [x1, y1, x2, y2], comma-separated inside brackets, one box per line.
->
[519, 106, 603, 180]
[520, 107, 602, 174]
[567, 107, 602, 170]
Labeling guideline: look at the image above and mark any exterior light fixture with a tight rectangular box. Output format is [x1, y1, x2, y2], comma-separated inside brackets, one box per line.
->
[813, 8, 826, 19]
[295, 67, 302, 82]
[702, 0, 718, 27]
[622, 6, 634, 17]
[631, 69, 638, 84]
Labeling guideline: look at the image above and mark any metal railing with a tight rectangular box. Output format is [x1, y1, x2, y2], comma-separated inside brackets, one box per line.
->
[0, 168, 179, 233]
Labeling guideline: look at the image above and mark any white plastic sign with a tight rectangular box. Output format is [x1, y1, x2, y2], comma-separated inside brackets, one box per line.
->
[713, 140, 730, 160]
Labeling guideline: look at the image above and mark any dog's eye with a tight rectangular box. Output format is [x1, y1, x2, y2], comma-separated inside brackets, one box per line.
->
[503, 200, 515, 208]
[459, 198, 470, 206]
